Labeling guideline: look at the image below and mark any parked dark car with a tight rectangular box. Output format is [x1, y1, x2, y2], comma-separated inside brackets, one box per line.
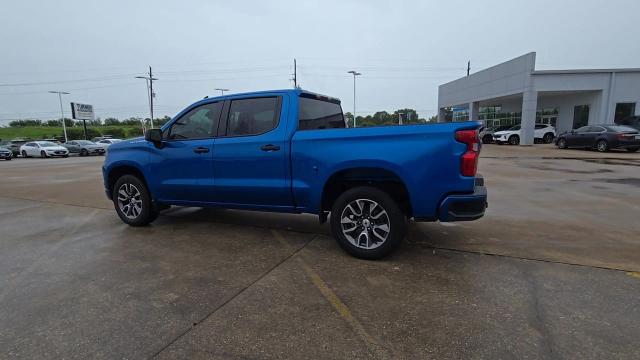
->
[555, 125, 640, 152]
[8, 139, 28, 157]
[618, 116, 640, 130]
[0, 146, 12, 160]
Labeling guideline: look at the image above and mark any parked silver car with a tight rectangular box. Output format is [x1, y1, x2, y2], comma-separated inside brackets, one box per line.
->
[63, 140, 105, 156]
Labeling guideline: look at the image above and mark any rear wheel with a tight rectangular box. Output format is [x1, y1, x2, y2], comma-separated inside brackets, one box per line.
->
[21, 150, 28, 158]
[543, 133, 554, 144]
[330, 186, 405, 260]
[596, 140, 609, 152]
[508, 135, 520, 145]
[557, 138, 568, 149]
[112, 175, 158, 226]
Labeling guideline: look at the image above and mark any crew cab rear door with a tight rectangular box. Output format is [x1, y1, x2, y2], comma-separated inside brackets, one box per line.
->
[211, 95, 294, 209]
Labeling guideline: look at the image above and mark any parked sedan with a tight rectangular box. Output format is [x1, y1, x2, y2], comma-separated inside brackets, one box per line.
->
[95, 138, 123, 150]
[20, 141, 69, 158]
[555, 125, 640, 152]
[64, 140, 105, 156]
[0, 146, 12, 160]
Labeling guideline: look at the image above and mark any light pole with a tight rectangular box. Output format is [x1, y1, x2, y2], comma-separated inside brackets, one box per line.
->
[49, 91, 70, 142]
[347, 70, 361, 127]
[215, 88, 229, 96]
[135, 66, 158, 128]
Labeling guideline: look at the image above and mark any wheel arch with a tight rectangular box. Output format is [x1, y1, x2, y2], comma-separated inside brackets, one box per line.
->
[106, 164, 150, 199]
[320, 166, 412, 221]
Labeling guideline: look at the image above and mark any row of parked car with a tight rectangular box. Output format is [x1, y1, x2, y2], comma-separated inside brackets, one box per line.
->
[478, 122, 640, 152]
[479, 124, 556, 145]
[0, 137, 123, 160]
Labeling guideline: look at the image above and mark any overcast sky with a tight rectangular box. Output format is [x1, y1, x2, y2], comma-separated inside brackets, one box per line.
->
[1, 0, 638, 124]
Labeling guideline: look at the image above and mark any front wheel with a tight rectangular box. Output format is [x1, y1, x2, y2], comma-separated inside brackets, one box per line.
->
[330, 186, 405, 260]
[112, 175, 158, 226]
[482, 135, 493, 144]
[557, 138, 568, 149]
[508, 135, 520, 145]
[543, 133, 554, 144]
[40, 151, 47, 158]
[80, 149, 88, 156]
[596, 140, 609, 152]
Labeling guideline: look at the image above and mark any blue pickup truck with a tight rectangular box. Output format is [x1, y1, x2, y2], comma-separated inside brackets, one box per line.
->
[102, 89, 487, 259]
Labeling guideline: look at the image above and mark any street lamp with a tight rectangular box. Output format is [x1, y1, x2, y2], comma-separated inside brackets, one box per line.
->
[215, 88, 229, 96]
[135, 67, 158, 128]
[347, 70, 361, 127]
[49, 91, 70, 142]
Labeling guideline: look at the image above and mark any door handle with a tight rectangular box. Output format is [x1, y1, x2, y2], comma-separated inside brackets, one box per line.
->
[260, 144, 280, 152]
[193, 147, 210, 154]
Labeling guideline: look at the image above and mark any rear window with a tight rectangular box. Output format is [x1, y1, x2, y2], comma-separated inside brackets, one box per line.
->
[298, 95, 345, 130]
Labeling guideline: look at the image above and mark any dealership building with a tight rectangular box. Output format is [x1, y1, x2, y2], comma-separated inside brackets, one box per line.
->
[437, 52, 640, 145]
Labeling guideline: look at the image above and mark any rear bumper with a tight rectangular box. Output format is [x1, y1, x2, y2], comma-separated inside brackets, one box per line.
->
[437, 177, 487, 222]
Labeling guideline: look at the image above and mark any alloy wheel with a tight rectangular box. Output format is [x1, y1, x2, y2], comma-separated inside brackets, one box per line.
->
[340, 199, 391, 250]
[117, 183, 143, 220]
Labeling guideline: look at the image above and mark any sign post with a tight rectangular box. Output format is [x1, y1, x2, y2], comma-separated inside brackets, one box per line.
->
[70, 103, 95, 140]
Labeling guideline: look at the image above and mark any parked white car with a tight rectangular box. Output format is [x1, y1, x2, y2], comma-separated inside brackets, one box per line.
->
[493, 124, 556, 145]
[20, 141, 69, 158]
[95, 138, 123, 150]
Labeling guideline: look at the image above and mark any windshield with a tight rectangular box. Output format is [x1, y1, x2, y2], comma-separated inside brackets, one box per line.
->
[39, 142, 58, 147]
[508, 125, 521, 130]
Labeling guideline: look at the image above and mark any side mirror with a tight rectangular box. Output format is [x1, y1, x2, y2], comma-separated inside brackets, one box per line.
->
[145, 128, 163, 147]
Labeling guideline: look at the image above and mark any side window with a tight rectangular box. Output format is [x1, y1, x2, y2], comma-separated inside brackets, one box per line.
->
[298, 95, 345, 130]
[226, 97, 279, 136]
[168, 102, 223, 140]
[575, 126, 590, 133]
[590, 126, 604, 132]
[535, 125, 545, 129]
[25, 143, 34, 147]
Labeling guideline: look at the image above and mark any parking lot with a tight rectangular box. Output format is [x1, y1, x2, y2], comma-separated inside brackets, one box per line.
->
[1, 145, 639, 359]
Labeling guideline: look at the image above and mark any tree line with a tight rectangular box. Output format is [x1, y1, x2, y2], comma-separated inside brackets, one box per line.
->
[7, 116, 172, 128]
[344, 109, 437, 127]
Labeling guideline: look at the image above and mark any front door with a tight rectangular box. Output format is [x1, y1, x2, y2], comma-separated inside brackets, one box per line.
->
[212, 95, 293, 209]
[572, 105, 589, 129]
[150, 101, 223, 203]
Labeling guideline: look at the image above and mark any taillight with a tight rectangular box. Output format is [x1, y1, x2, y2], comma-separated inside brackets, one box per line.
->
[455, 129, 480, 177]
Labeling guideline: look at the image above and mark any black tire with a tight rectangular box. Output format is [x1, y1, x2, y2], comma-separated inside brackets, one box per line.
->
[40, 150, 47, 158]
[112, 174, 158, 226]
[5, 157, 11, 161]
[508, 135, 520, 145]
[63, 155, 69, 158]
[80, 148, 88, 156]
[330, 186, 405, 260]
[627, 148, 639, 153]
[557, 138, 568, 149]
[481, 135, 493, 144]
[543, 133, 554, 144]
[596, 139, 609, 152]
[21, 150, 28, 158]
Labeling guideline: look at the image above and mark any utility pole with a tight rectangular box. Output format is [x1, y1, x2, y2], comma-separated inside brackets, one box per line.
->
[347, 70, 361, 127]
[215, 88, 229, 96]
[49, 91, 70, 142]
[467, 60, 471, 76]
[135, 66, 158, 129]
[292, 58, 297, 88]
